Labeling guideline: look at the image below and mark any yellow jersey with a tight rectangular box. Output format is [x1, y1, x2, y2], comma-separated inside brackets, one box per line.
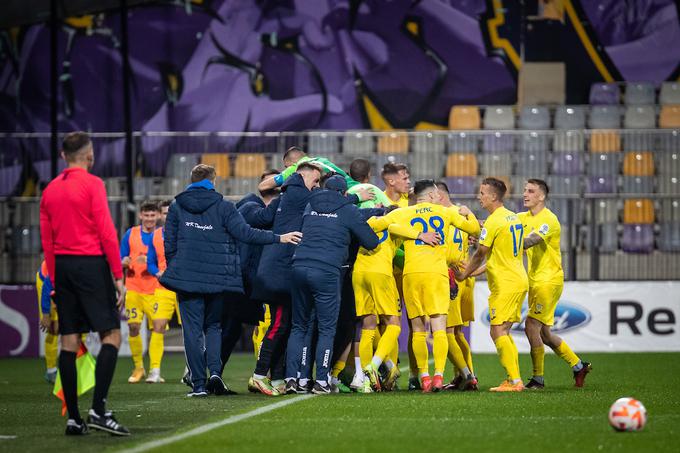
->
[354, 232, 404, 277]
[445, 206, 470, 267]
[383, 191, 410, 208]
[518, 207, 564, 286]
[479, 206, 529, 294]
[369, 202, 480, 277]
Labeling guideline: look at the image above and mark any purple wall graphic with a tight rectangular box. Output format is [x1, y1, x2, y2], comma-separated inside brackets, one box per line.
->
[0, 285, 39, 358]
[0, 0, 678, 186]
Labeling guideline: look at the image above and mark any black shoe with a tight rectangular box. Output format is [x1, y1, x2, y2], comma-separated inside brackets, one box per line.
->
[408, 377, 421, 391]
[65, 419, 89, 436]
[311, 382, 331, 395]
[206, 375, 230, 396]
[525, 378, 545, 390]
[86, 410, 130, 436]
[187, 386, 208, 398]
[181, 369, 192, 388]
[443, 375, 463, 391]
[378, 363, 389, 383]
[285, 380, 300, 395]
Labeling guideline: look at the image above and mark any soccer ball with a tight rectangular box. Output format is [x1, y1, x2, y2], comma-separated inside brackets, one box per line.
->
[608, 397, 647, 432]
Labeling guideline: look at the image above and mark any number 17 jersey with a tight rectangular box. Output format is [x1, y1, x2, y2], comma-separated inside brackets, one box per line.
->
[479, 206, 528, 294]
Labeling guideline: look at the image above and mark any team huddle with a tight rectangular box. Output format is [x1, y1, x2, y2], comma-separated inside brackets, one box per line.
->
[38, 144, 593, 402]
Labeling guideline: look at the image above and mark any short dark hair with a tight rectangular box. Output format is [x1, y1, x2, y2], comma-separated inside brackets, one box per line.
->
[381, 162, 409, 181]
[191, 164, 216, 183]
[481, 177, 507, 200]
[159, 199, 172, 209]
[435, 181, 450, 194]
[62, 131, 91, 159]
[349, 158, 371, 182]
[413, 179, 437, 197]
[527, 178, 549, 196]
[283, 146, 306, 164]
[140, 200, 159, 212]
[260, 169, 281, 198]
[296, 162, 322, 174]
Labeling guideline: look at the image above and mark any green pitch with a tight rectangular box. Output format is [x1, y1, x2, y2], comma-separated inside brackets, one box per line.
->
[0, 352, 678, 452]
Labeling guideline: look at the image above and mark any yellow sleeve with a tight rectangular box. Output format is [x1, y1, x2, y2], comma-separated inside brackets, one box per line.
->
[367, 209, 403, 233]
[536, 214, 560, 241]
[479, 214, 499, 248]
[387, 223, 421, 240]
[449, 207, 481, 237]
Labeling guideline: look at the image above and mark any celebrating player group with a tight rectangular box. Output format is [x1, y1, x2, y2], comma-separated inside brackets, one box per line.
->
[38, 144, 593, 402]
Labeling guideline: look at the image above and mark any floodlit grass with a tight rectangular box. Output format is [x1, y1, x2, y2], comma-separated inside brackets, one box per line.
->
[0, 352, 678, 452]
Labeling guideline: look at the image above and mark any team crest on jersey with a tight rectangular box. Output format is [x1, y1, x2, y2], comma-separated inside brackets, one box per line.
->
[490, 308, 496, 319]
[539, 223, 549, 235]
[480, 228, 487, 241]
[534, 303, 543, 314]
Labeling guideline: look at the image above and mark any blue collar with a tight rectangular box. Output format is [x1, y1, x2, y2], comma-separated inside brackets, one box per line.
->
[186, 179, 215, 191]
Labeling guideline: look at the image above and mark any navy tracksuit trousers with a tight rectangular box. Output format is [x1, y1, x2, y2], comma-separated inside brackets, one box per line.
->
[286, 265, 341, 383]
[178, 293, 223, 389]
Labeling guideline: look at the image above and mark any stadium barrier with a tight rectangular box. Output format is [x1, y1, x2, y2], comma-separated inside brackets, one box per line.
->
[1, 129, 678, 283]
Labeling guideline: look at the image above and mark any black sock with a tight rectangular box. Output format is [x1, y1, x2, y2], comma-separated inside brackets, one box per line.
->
[92, 344, 119, 416]
[59, 351, 80, 422]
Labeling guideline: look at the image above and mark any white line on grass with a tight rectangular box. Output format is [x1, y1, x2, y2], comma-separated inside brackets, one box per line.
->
[120, 394, 316, 453]
[0, 435, 17, 440]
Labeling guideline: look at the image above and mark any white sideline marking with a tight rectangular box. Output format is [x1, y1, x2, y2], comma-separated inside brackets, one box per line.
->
[0, 435, 17, 440]
[120, 394, 316, 453]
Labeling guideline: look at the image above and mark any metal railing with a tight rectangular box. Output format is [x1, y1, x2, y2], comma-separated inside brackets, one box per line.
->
[1, 128, 678, 283]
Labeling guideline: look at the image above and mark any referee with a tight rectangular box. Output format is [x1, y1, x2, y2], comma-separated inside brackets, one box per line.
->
[39, 132, 129, 436]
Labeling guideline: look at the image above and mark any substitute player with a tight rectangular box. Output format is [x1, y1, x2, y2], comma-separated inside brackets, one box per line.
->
[454, 177, 527, 392]
[369, 180, 479, 392]
[120, 200, 160, 383]
[36, 260, 58, 383]
[146, 199, 180, 384]
[436, 182, 477, 391]
[519, 179, 591, 388]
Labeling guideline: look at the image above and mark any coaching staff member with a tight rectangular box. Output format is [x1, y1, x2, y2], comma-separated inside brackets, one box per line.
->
[40, 131, 128, 436]
[160, 164, 302, 397]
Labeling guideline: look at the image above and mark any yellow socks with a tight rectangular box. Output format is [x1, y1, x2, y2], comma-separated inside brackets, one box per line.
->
[432, 330, 448, 375]
[494, 335, 520, 381]
[553, 341, 580, 368]
[507, 335, 520, 375]
[359, 329, 376, 368]
[373, 328, 382, 350]
[455, 331, 474, 374]
[331, 360, 346, 378]
[530, 347, 545, 377]
[446, 333, 468, 374]
[374, 325, 401, 365]
[412, 331, 429, 376]
[388, 336, 400, 367]
[44, 333, 58, 370]
[149, 331, 164, 370]
[129, 332, 144, 369]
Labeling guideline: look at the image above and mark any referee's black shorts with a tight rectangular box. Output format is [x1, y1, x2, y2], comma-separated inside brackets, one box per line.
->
[54, 255, 120, 335]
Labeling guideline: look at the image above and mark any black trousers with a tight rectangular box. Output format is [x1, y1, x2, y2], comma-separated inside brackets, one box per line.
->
[254, 302, 291, 380]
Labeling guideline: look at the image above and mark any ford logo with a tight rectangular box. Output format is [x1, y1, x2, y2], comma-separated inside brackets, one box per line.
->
[480, 300, 591, 334]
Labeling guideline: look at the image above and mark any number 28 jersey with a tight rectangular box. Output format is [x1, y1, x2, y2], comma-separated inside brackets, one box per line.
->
[479, 206, 528, 294]
[369, 202, 480, 277]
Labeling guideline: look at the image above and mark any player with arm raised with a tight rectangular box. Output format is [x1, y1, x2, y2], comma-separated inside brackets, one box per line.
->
[519, 179, 591, 389]
[368, 180, 480, 392]
[454, 178, 527, 392]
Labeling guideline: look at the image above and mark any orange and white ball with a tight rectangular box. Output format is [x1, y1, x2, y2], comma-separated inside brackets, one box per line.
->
[608, 397, 647, 432]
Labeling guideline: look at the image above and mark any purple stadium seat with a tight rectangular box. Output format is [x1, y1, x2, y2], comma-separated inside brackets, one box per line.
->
[621, 224, 654, 253]
[586, 176, 618, 194]
[551, 152, 581, 175]
[0, 165, 22, 196]
[481, 132, 514, 153]
[589, 83, 620, 105]
[442, 177, 477, 195]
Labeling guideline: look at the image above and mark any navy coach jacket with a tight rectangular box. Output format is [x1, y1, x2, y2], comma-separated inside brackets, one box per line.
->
[252, 173, 312, 302]
[161, 181, 280, 295]
[293, 178, 380, 273]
